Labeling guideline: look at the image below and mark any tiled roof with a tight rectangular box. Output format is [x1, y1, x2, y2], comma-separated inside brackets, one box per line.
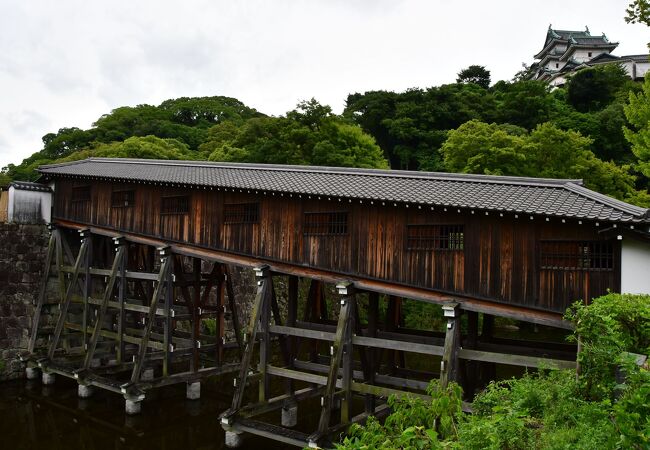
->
[569, 36, 612, 45]
[9, 181, 52, 192]
[38, 158, 650, 224]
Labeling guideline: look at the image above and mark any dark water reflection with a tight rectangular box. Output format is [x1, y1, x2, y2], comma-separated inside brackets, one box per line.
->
[0, 377, 294, 450]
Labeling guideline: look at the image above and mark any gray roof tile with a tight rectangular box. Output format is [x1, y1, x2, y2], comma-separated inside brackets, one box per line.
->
[37, 158, 650, 224]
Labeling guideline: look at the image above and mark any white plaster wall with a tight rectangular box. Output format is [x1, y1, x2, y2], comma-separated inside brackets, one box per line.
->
[635, 61, 649, 79]
[571, 49, 603, 63]
[8, 188, 52, 223]
[621, 238, 650, 295]
[7, 186, 15, 222]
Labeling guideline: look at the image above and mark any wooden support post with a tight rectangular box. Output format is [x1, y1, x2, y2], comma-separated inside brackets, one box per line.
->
[224, 265, 243, 357]
[83, 238, 126, 369]
[27, 229, 57, 354]
[48, 230, 90, 359]
[191, 258, 202, 372]
[340, 283, 356, 424]
[116, 242, 128, 364]
[440, 303, 461, 389]
[463, 311, 479, 397]
[365, 292, 379, 413]
[227, 265, 270, 414]
[282, 274, 299, 426]
[312, 282, 354, 442]
[258, 272, 272, 403]
[163, 253, 174, 377]
[130, 247, 172, 383]
[82, 233, 92, 350]
[216, 265, 226, 365]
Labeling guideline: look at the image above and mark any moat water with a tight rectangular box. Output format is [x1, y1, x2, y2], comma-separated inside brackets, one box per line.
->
[0, 376, 306, 450]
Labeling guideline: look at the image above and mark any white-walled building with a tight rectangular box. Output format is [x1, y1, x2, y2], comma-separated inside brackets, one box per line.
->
[531, 25, 650, 87]
[0, 181, 52, 224]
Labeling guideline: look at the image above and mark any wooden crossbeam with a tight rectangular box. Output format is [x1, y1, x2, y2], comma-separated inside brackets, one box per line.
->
[130, 250, 172, 383]
[27, 230, 57, 354]
[314, 292, 353, 438]
[83, 241, 126, 369]
[48, 233, 89, 359]
[227, 265, 270, 414]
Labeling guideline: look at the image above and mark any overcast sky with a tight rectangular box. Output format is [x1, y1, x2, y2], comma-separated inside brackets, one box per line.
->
[0, 0, 647, 168]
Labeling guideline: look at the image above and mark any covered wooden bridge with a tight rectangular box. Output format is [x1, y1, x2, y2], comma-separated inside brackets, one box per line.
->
[24, 157, 650, 447]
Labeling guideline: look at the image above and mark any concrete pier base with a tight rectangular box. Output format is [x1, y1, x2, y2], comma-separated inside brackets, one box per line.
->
[78, 384, 94, 398]
[281, 404, 298, 427]
[186, 381, 201, 400]
[225, 430, 244, 448]
[42, 372, 55, 385]
[26, 367, 39, 380]
[125, 399, 141, 415]
[142, 368, 154, 381]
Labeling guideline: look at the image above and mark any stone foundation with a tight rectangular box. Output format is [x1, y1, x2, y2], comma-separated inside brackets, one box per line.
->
[0, 223, 49, 380]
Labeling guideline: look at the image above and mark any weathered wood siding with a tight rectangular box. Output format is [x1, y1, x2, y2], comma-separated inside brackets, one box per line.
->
[52, 180, 620, 313]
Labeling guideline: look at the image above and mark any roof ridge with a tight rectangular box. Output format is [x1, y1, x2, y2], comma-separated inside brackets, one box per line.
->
[39, 157, 581, 188]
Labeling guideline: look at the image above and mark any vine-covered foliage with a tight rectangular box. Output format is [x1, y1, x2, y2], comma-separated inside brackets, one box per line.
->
[335, 293, 650, 449]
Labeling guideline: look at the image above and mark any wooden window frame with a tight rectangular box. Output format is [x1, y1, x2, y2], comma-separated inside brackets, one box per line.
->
[406, 224, 465, 251]
[71, 185, 91, 203]
[540, 240, 614, 271]
[111, 189, 135, 208]
[224, 202, 259, 224]
[303, 211, 348, 236]
[160, 195, 189, 216]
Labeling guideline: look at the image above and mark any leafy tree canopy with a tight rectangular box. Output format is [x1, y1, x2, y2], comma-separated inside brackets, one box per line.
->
[441, 120, 649, 205]
[624, 73, 650, 178]
[202, 100, 388, 169]
[566, 64, 631, 112]
[456, 65, 491, 89]
[57, 135, 200, 163]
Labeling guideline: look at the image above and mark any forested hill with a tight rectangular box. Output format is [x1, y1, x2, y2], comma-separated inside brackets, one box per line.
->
[3, 65, 650, 207]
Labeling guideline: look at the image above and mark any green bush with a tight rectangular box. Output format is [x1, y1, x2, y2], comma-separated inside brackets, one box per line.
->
[336, 293, 650, 450]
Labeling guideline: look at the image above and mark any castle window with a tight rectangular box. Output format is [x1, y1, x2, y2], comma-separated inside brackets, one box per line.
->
[304, 211, 348, 235]
[111, 190, 135, 208]
[540, 240, 613, 271]
[555, 63, 559, 68]
[224, 203, 259, 224]
[71, 186, 91, 203]
[161, 195, 189, 215]
[588, 52, 592, 57]
[406, 224, 464, 251]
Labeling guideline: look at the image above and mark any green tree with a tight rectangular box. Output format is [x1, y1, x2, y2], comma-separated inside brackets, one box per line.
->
[440, 120, 529, 175]
[58, 135, 200, 162]
[626, 0, 650, 25]
[567, 64, 630, 112]
[457, 65, 491, 89]
[493, 80, 555, 129]
[441, 120, 648, 205]
[203, 101, 389, 169]
[624, 73, 650, 178]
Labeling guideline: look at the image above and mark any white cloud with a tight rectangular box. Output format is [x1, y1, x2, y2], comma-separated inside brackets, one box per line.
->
[0, 0, 646, 169]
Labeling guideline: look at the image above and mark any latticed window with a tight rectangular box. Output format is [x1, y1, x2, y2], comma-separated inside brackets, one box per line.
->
[161, 195, 189, 215]
[111, 190, 135, 208]
[71, 186, 91, 203]
[406, 224, 464, 250]
[224, 203, 259, 224]
[304, 211, 348, 235]
[540, 240, 614, 271]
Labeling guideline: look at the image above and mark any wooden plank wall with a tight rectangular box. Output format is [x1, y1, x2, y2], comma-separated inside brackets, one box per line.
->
[52, 179, 620, 313]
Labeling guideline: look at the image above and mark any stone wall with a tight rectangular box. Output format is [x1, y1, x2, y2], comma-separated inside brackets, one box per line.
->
[0, 223, 49, 380]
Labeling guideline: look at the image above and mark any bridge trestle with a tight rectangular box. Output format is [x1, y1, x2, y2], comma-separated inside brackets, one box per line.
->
[21, 226, 242, 413]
